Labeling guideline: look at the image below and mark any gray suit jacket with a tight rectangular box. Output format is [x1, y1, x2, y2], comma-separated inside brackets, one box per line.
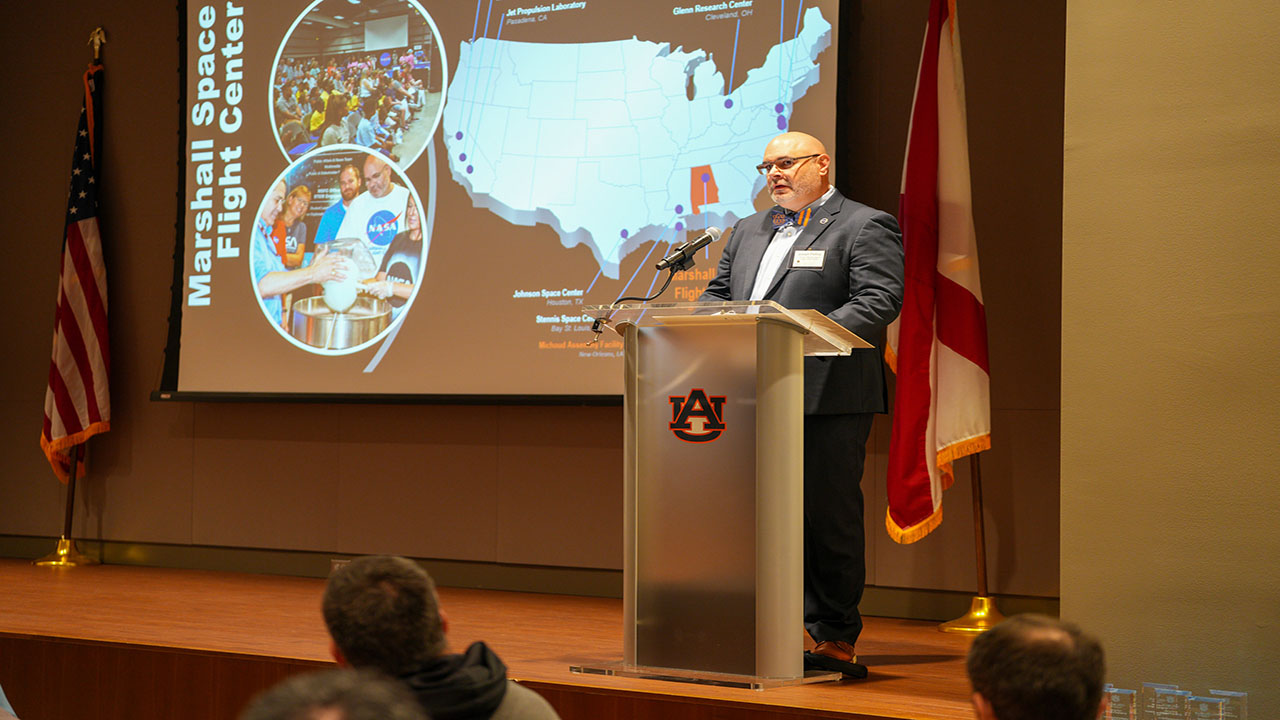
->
[699, 189, 904, 414]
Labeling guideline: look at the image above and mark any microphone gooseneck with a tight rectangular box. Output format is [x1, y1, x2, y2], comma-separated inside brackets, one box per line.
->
[588, 226, 726, 344]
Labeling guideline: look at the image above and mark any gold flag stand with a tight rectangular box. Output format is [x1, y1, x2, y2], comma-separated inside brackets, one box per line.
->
[35, 444, 99, 567]
[939, 453, 1004, 634]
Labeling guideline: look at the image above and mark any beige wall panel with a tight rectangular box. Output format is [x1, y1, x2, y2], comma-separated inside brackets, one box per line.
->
[871, 453, 978, 594]
[871, 409, 1058, 597]
[862, 416, 890, 586]
[0, 5, 86, 524]
[977, 408, 1059, 596]
[193, 403, 342, 550]
[1063, 0, 1280, 711]
[835, 1, 922, 215]
[495, 406, 623, 569]
[0, 398, 67, 533]
[959, 0, 1065, 413]
[80, 400, 195, 544]
[333, 405, 501, 561]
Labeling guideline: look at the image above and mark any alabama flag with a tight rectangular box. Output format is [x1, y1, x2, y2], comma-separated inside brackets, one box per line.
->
[884, 0, 990, 543]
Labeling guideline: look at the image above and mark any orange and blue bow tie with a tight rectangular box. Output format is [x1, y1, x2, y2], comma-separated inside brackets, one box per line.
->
[770, 206, 813, 229]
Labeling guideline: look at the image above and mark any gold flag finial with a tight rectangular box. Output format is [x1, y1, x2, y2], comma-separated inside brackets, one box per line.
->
[88, 27, 106, 61]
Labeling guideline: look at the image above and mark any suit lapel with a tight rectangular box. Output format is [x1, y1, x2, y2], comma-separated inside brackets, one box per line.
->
[762, 191, 845, 298]
[796, 192, 843, 250]
[732, 211, 777, 299]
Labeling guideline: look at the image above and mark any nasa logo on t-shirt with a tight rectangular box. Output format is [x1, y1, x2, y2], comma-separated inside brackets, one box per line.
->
[384, 257, 414, 308]
[366, 210, 401, 246]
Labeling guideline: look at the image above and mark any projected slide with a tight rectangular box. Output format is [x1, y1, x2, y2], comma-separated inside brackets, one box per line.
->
[178, 0, 838, 395]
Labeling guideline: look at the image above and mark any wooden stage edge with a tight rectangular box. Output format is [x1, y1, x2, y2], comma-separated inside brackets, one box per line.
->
[0, 560, 977, 720]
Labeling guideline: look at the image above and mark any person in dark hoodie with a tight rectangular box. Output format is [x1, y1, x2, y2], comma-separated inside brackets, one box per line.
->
[322, 555, 560, 720]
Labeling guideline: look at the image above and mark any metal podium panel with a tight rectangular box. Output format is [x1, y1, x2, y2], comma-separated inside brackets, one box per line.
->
[632, 323, 759, 675]
[588, 303, 822, 685]
[752, 320, 804, 679]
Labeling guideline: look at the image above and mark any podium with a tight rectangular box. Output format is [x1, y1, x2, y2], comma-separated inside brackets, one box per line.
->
[574, 301, 869, 688]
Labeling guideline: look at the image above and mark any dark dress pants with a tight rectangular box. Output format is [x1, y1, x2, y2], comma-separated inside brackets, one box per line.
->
[803, 412, 874, 646]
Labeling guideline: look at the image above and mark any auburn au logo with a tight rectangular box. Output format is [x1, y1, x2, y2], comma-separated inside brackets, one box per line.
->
[669, 388, 727, 443]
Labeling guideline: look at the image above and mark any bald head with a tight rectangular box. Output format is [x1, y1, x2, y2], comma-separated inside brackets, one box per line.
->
[766, 132, 827, 157]
[762, 132, 830, 211]
[363, 156, 393, 198]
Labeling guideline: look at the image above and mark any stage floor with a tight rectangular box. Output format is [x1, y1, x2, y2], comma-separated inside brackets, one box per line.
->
[0, 559, 975, 720]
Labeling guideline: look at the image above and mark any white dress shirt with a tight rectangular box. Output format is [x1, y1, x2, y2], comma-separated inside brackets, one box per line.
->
[749, 186, 836, 300]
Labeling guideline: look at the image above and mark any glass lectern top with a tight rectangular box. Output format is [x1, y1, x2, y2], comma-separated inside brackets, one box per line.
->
[584, 300, 871, 357]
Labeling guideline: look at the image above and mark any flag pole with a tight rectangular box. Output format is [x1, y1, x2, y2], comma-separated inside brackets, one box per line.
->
[34, 444, 98, 567]
[939, 453, 1003, 633]
[35, 28, 107, 568]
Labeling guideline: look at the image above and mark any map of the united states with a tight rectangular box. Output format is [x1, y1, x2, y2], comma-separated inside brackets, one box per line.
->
[442, 7, 831, 278]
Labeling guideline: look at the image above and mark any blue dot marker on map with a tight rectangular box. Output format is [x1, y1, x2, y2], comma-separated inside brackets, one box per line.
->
[675, 204, 684, 213]
[455, 131, 463, 140]
[675, 221, 684, 231]
[724, 99, 733, 109]
[776, 116, 787, 130]
[775, 103, 784, 113]
[701, 173, 710, 183]
[620, 229, 629, 239]
[460, 153, 467, 161]
[466, 165, 474, 174]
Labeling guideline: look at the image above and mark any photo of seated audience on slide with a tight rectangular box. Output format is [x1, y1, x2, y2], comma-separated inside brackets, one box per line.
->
[250, 147, 426, 353]
[271, 0, 444, 167]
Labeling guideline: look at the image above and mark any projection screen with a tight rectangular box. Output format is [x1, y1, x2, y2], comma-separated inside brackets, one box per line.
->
[174, 0, 840, 397]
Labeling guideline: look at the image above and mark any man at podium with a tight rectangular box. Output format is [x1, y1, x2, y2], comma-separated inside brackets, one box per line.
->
[699, 131, 904, 674]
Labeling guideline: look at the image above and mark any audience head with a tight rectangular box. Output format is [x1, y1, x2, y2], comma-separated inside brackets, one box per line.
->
[325, 95, 348, 128]
[239, 668, 426, 720]
[966, 614, 1106, 720]
[322, 555, 447, 676]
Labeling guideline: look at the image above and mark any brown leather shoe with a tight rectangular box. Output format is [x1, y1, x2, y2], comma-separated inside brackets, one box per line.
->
[812, 640, 857, 664]
[804, 640, 866, 678]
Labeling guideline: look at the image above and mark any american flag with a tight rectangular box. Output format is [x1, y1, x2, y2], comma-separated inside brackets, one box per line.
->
[41, 65, 111, 483]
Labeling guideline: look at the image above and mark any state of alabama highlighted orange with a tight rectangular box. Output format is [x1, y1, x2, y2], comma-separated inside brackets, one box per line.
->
[689, 165, 720, 214]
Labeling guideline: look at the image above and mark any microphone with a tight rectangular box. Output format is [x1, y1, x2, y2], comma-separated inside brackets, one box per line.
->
[655, 227, 722, 271]
[593, 228, 724, 342]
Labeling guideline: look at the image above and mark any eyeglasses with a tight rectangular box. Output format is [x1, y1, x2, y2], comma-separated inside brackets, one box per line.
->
[756, 154, 820, 175]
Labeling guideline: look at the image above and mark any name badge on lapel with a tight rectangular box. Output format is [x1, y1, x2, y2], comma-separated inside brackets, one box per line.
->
[792, 250, 825, 269]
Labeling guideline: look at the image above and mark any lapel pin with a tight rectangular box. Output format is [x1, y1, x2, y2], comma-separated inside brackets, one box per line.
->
[820, 217, 829, 224]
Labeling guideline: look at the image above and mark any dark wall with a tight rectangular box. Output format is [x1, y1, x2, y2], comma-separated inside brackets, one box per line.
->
[0, 0, 1064, 597]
